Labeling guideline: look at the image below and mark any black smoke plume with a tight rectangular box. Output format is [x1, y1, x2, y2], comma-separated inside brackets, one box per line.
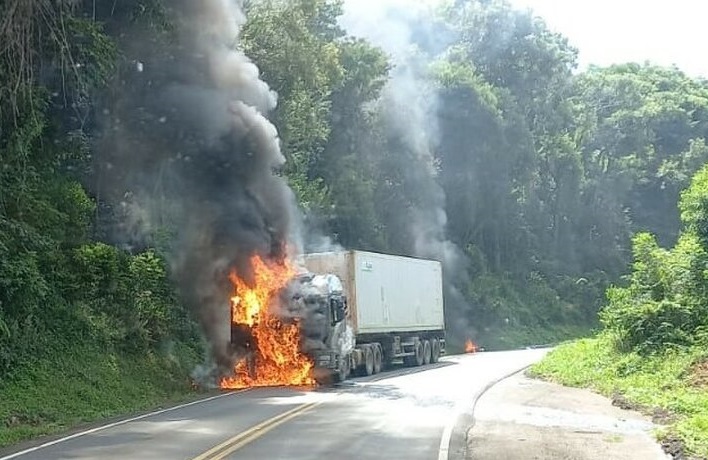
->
[95, 0, 299, 375]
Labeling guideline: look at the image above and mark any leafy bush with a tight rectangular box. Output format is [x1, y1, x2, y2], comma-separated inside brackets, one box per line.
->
[680, 164, 708, 243]
[601, 165, 708, 353]
[65, 243, 193, 352]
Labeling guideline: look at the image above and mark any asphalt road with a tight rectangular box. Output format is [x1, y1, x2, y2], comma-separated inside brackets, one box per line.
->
[0, 349, 547, 460]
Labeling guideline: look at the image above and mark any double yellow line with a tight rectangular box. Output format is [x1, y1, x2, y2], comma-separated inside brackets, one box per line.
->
[192, 402, 319, 460]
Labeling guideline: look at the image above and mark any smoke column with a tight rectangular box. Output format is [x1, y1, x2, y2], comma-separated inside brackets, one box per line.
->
[97, 0, 301, 373]
[341, 0, 474, 344]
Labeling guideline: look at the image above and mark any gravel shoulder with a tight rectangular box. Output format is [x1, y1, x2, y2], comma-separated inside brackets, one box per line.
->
[466, 372, 670, 460]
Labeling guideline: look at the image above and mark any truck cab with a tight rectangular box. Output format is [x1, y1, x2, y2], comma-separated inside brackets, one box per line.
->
[286, 273, 354, 382]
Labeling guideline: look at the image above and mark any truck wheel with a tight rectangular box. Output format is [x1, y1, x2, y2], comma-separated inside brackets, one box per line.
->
[423, 340, 432, 365]
[373, 344, 383, 374]
[364, 346, 374, 376]
[431, 339, 440, 363]
[338, 354, 350, 382]
[414, 340, 424, 367]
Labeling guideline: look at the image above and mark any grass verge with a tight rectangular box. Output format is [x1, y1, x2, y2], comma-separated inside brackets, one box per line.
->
[0, 341, 205, 449]
[529, 335, 708, 459]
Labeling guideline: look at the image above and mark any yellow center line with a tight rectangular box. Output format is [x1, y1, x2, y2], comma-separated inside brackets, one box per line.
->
[191, 402, 320, 460]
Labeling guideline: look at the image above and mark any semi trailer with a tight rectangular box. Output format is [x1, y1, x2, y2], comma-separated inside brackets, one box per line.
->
[298, 250, 446, 382]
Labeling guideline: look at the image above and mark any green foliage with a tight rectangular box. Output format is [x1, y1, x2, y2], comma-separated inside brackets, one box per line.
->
[575, 64, 708, 247]
[431, 60, 499, 110]
[241, 0, 345, 212]
[312, 37, 390, 249]
[680, 164, 708, 242]
[63, 244, 196, 352]
[0, 341, 202, 448]
[601, 165, 708, 353]
[59, 15, 119, 96]
[531, 337, 708, 458]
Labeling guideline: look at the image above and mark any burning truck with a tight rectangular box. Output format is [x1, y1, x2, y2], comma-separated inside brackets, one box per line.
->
[221, 250, 446, 388]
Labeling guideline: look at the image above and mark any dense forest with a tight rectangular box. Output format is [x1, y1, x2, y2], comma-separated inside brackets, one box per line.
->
[3, 0, 708, 446]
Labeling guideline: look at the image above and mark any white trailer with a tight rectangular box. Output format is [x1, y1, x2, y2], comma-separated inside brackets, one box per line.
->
[302, 250, 446, 379]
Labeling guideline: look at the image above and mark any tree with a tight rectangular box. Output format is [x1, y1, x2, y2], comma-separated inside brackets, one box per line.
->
[241, 0, 346, 213]
[575, 64, 708, 246]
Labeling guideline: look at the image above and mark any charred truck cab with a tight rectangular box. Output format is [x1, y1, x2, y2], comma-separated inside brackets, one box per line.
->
[287, 272, 354, 382]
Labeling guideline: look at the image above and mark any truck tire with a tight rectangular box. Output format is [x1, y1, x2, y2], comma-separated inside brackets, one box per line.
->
[364, 346, 374, 376]
[431, 339, 440, 363]
[414, 340, 424, 367]
[373, 344, 383, 374]
[423, 340, 432, 365]
[338, 354, 350, 382]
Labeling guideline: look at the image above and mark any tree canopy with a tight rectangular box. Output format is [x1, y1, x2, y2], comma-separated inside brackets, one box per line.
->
[3, 0, 708, 371]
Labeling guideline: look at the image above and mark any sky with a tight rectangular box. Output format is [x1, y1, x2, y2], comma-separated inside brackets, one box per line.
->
[508, 0, 708, 77]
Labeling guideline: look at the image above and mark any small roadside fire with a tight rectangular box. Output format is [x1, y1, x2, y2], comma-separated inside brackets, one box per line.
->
[465, 339, 478, 354]
[220, 255, 316, 389]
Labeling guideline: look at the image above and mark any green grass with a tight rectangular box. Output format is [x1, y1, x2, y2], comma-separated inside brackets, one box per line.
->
[530, 335, 708, 458]
[0, 341, 205, 448]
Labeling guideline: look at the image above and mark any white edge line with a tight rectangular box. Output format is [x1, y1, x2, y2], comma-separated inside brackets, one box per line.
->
[437, 407, 459, 460]
[437, 363, 534, 460]
[0, 389, 249, 460]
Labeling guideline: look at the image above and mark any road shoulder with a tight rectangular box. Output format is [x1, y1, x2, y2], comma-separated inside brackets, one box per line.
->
[465, 373, 670, 460]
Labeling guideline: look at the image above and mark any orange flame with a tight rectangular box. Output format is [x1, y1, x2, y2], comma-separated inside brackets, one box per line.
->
[220, 255, 315, 389]
[465, 339, 478, 354]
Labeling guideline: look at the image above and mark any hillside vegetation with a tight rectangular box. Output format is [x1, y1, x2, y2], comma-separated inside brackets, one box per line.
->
[533, 165, 708, 458]
[3, 0, 708, 447]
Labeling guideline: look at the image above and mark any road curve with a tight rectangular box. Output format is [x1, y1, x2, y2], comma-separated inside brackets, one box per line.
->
[0, 349, 547, 460]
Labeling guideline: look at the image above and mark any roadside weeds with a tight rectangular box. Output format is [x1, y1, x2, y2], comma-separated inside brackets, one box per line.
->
[0, 344, 207, 451]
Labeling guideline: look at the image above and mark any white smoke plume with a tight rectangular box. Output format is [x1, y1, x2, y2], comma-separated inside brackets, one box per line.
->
[341, 0, 473, 343]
